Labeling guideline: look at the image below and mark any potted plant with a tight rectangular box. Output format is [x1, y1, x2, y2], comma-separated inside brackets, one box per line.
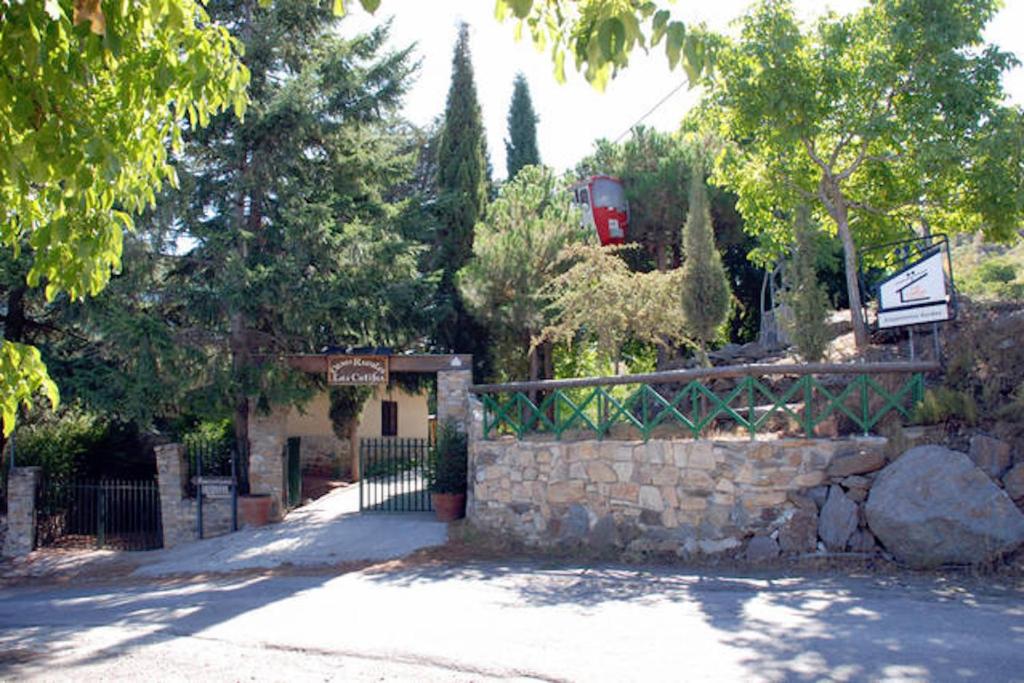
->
[429, 420, 468, 522]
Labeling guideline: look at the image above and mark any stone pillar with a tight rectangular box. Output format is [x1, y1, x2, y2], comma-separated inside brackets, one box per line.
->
[247, 402, 288, 520]
[437, 367, 473, 433]
[2, 466, 41, 558]
[155, 443, 190, 548]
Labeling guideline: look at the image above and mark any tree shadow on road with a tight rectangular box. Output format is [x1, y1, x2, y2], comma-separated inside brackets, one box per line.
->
[363, 558, 1024, 680]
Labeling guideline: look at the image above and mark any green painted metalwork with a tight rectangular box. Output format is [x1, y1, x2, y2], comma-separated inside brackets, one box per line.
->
[478, 372, 926, 441]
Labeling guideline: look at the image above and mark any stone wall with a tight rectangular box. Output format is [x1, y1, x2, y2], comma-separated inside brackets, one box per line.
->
[2, 467, 41, 558]
[469, 428, 889, 559]
[468, 391, 1024, 565]
[297, 434, 352, 479]
[156, 443, 234, 548]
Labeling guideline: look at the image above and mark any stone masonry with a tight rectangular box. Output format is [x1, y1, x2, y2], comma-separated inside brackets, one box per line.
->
[248, 401, 288, 519]
[2, 466, 41, 558]
[438, 367, 473, 433]
[467, 398, 889, 559]
[156, 443, 234, 548]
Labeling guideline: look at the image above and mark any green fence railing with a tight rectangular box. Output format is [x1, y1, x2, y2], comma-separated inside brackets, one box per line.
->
[472, 362, 937, 441]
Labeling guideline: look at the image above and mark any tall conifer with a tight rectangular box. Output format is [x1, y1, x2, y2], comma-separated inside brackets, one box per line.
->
[679, 166, 731, 362]
[434, 23, 491, 358]
[504, 73, 541, 180]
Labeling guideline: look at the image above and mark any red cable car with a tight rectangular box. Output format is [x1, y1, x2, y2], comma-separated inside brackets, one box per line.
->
[571, 175, 629, 246]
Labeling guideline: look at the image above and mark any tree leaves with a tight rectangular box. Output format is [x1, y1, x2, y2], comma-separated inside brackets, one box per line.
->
[0, 0, 248, 429]
[1, 341, 59, 437]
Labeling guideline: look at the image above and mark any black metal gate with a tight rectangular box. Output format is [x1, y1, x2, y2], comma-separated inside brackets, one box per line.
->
[186, 437, 239, 539]
[35, 478, 163, 551]
[359, 437, 433, 512]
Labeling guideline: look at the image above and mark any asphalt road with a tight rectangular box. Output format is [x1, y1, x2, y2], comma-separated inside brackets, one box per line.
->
[1, 561, 1022, 682]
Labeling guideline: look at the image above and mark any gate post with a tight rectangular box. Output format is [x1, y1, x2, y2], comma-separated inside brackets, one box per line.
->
[247, 401, 288, 521]
[155, 443, 189, 548]
[437, 364, 473, 434]
[2, 466, 41, 558]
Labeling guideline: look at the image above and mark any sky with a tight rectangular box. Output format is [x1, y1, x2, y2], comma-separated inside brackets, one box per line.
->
[342, 1, 1024, 181]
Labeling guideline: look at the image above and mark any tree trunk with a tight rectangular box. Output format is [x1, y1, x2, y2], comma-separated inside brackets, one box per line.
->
[831, 198, 870, 349]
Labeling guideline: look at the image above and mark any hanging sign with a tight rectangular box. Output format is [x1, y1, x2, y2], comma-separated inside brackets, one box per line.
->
[327, 355, 388, 385]
[875, 249, 952, 329]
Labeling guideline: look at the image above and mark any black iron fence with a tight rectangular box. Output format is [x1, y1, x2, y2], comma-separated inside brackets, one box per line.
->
[359, 437, 433, 513]
[35, 477, 162, 551]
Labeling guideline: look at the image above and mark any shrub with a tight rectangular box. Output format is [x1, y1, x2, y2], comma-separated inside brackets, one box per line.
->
[429, 421, 468, 495]
[781, 206, 831, 362]
[912, 388, 979, 427]
[13, 411, 107, 482]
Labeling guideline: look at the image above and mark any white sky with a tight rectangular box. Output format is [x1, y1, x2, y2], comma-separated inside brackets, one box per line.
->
[342, 0, 1024, 180]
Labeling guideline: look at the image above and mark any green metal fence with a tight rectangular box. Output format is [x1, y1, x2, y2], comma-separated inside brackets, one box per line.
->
[473, 362, 936, 441]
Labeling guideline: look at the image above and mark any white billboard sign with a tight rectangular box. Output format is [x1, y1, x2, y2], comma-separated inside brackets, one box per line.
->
[876, 249, 952, 329]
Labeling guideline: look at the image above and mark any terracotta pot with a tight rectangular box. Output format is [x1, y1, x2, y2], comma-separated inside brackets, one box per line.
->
[238, 494, 273, 528]
[431, 492, 466, 522]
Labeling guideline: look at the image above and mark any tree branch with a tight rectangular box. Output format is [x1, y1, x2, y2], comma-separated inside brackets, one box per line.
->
[835, 141, 868, 182]
[801, 137, 832, 176]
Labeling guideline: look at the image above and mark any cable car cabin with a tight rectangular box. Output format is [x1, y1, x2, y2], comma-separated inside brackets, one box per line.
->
[571, 175, 629, 246]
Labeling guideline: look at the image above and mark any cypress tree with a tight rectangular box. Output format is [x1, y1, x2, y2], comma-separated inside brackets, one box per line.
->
[782, 206, 831, 362]
[504, 73, 541, 180]
[679, 166, 731, 362]
[434, 23, 491, 358]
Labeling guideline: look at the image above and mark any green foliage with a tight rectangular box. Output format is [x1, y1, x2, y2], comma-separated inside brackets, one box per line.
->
[13, 410, 107, 482]
[704, 0, 1021, 348]
[955, 237, 1024, 301]
[782, 206, 832, 362]
[492, 0, 714, 90]
[679, 167, 731, 357]
[577, 127, 691, 271]
[434, 23, 492, 360]
[436, 23, 490, 274]
[459, 166, 584, 380]
[429, 420, 467, 495]
[328, 386, 373, 441]
[151, 6, 430, 444]
[505, 73, 541, 180]
[541, 244, 687, 363]
[0, 0, 248, 431]
[912, 388, 978, 427]
[180, 418, 235, 474]
[1, 341, 58, 437]
[576, 127, 761, 342]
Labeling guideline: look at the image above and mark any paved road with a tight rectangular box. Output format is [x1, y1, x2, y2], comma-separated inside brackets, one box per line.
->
[1, 561, 1022, 682]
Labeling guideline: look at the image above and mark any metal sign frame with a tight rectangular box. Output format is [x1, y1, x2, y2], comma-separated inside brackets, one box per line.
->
[859, 234, 957, 331]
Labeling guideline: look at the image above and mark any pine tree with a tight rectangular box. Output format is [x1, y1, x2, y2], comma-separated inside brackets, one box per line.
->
[157, 2, 430, 487]
[679, 167, 731, 362]
[783, 206, 831, 362]
[459, 166, 580, 381]
[504, 73, 541, 180]
[434, 23, 491, 359]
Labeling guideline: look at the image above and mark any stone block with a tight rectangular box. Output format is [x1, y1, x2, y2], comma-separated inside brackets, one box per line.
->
[779, 510, 818, 553]
[827, 449, 886, 478]
[639, 486, 664, 511]
[818, 485, 858, 551]
[1003, 463, 1024, 503]
[547, 481, 585, 504]
[745, 535, 780, 562]
[652, 466, 680, 486]
[610, 482, 639, 504]
[969, 434, 1012, 479]
[586, 461, 618, 483]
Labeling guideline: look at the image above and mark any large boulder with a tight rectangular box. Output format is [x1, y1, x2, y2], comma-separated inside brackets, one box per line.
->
[866, 445, 1024, 567]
